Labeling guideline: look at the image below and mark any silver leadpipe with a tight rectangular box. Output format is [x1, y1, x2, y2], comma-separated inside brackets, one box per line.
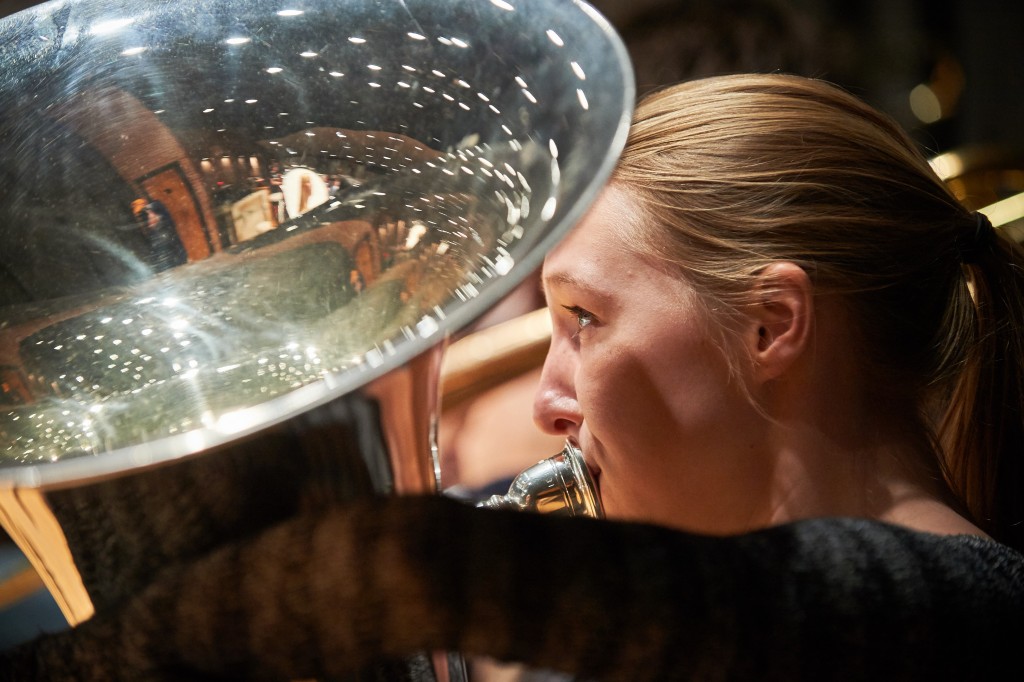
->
[478, 441, 603, 519]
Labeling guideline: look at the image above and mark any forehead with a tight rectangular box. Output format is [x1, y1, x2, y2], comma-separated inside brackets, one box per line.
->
[541, 186, 638, 286]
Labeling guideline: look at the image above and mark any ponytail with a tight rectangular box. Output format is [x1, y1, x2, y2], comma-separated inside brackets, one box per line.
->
[939, 215, 1024, 552]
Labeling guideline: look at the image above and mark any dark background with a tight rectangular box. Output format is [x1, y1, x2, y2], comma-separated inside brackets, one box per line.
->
[590, 0, 1023, 158]
[2, 0, 1021, 159]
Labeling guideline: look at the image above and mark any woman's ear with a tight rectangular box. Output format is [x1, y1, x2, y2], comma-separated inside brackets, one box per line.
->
[745, 262, 813, 382]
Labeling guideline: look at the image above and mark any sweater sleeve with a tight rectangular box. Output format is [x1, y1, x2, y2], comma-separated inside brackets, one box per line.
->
[4, 494, 1023, 681]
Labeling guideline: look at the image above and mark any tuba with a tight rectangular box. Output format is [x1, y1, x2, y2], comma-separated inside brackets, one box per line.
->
[0, 0, 632, 677]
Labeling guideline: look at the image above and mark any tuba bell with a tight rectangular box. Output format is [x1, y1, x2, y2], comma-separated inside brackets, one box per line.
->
[0, 0, 632, 677]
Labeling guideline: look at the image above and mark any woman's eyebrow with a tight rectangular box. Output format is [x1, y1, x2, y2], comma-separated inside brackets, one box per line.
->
[540, 271, 612, 303]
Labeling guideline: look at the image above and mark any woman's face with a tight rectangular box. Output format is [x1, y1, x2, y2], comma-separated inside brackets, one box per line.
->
[535, 186, 771, 533]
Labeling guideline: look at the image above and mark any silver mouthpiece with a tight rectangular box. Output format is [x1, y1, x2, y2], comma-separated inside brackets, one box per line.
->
[477, 441, 603, 518]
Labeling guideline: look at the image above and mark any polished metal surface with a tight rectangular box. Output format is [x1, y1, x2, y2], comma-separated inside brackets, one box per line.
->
[478, 441, 603, 518]
[0, 4, 632, 660]
[0, 0, 633, 488]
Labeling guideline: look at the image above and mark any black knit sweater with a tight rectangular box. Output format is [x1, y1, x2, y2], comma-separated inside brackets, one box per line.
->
[4, 495, 1023, 681]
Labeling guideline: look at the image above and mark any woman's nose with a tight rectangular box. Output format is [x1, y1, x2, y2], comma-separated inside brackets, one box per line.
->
[532, 351, 582, 437]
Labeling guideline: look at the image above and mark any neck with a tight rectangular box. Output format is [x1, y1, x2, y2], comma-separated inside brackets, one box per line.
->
[751, 328, 985, 539]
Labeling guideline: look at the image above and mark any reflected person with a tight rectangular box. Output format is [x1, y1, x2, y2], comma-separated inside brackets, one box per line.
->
[131, 198, 187, 273]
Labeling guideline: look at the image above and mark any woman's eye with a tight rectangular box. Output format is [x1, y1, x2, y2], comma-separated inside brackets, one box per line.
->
[562, 305, 595, 335]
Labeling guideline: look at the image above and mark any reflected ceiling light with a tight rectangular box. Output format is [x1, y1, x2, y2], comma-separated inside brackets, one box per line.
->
[490, 0, 515, 10]
[329, 71, 344, 77]
[121, 46, 146, 56]
[408, 32, 426, 40]
[90, 18, 134, 35]
[245, 99, 258, 103]
[225, 36, 251, 45]
[300, 51, 318, 57]
[571, 61, 586, 80]
[203, 108, 215, 113]
[542, 196, 558, 220]
[266, 67, 283, 74]
[546, 30, 564, 47]
[224, 98, 235, 102]
[348, 37, 366, 44]
[277, 9, 304, 16]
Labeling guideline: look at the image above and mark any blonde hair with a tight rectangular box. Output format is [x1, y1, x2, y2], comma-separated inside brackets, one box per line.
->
[613, 73, 1024, 551]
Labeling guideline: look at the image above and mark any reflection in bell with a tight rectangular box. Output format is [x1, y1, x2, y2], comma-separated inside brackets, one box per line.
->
[478, 441, 603, 518]
[0, 0, 633, 677]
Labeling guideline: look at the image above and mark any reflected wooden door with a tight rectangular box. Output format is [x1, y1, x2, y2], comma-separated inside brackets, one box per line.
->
[139, 163, 213, 261]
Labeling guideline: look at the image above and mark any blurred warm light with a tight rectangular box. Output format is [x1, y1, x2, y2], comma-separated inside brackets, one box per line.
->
[981, 192, 1024, 228]
[910, 84, 942, 124]
[911, 54, 966, 125]
[929, 151, 966, 181]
